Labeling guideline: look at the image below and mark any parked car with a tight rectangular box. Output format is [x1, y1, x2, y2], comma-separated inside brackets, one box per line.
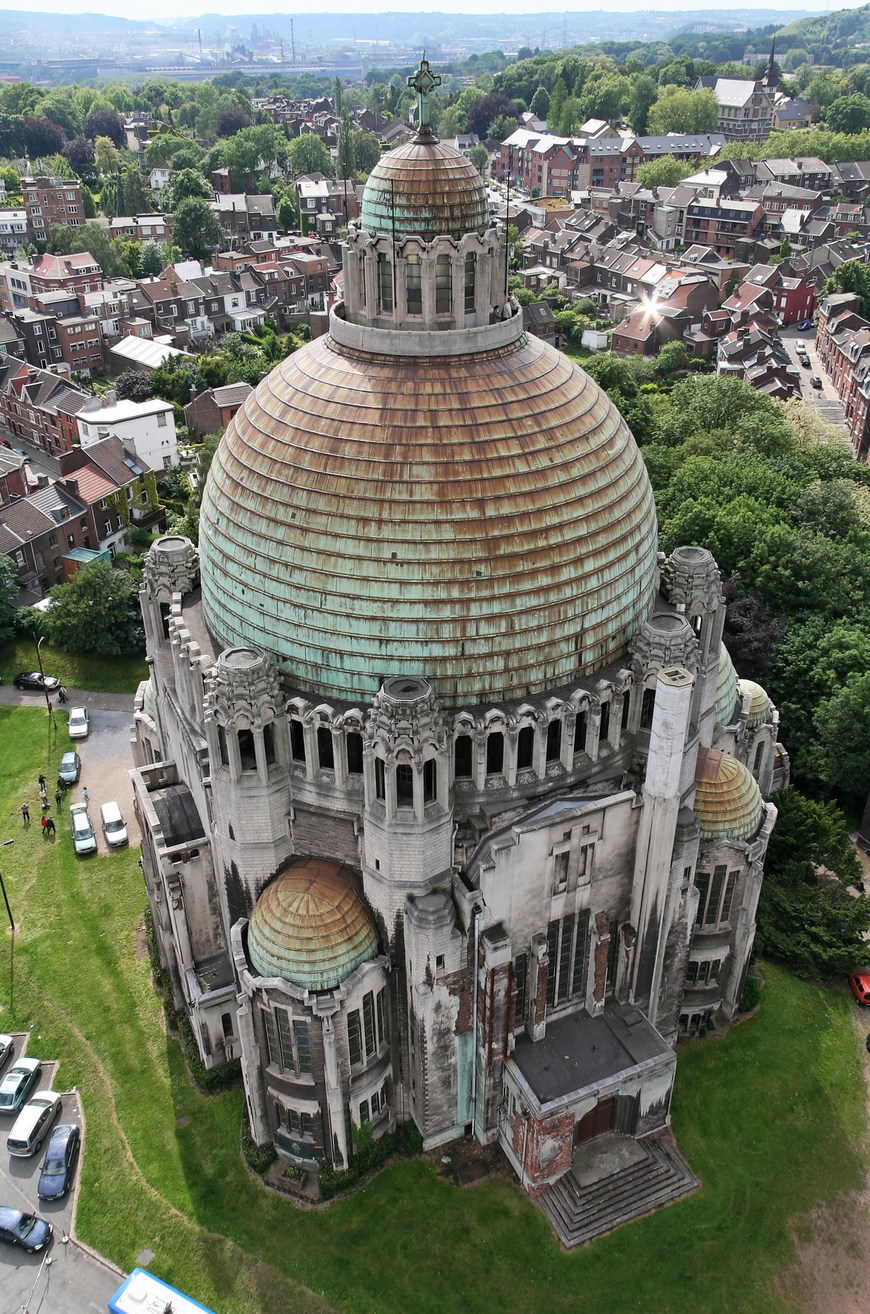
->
[0, 1036, 13, 1071]
[798, 354, 810, 368]
[7, 1092, 61, 1157]
[0, 1207, 52, 1254]
[810, 376, 823, 389]
[795, 339, 806, 351]
[797, 319, 814, 331]
[848, 969, 870, 1004]
[70, 803, 97, 857]
[13, 671, 60, 692]
[67, 706, 89, 740]
[12, 448, 31, 464]
[100, 801, 128, 848]
[37, 1123, 80, 1201]
[58, 751, 81, 785]
[0, 1057, 41, 1113]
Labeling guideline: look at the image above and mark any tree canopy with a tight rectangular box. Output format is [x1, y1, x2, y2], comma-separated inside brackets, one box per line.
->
[44, 561, 144, 657]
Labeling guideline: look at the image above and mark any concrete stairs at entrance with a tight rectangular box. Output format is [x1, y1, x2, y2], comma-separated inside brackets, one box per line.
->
[537, 1133, 698, 1249]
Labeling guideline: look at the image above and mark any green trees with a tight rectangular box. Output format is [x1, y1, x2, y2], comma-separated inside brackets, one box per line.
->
[44, 561, 143, 657]
[826, 92, 870, 133]
[287, 133, 332, 178]
[636, 155, 693, 188]
[171, 197, 222, 260]
[756, 789, 866, 977]
[824, 258, 870, 317]
[0, 554, 17, 645]
[648, 87, 718, 134]
[350, 131, 381, 176]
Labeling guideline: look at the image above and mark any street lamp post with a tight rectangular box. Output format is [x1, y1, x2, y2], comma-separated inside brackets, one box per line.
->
[0, 839, 14, 1017]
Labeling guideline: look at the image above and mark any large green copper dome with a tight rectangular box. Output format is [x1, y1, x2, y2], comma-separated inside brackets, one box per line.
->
[198, 332, 658, 704]
[359, 138, 490, 241]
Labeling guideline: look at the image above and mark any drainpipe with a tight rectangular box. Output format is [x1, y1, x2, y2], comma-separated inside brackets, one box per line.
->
[470, 902, 482, 1135]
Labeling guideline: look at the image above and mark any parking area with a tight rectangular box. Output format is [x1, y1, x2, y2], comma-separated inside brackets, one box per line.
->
[0, 1035, 120, 1313]
[780, 324, 848, 425]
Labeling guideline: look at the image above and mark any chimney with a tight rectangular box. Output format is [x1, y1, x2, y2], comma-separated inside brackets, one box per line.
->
[64, 477, 79, 496]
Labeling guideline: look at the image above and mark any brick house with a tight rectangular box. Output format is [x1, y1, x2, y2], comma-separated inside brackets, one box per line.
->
[21, 175, 85, 244]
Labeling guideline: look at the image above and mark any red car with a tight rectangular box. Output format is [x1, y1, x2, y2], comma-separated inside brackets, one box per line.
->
[848, 970, 870, 1005]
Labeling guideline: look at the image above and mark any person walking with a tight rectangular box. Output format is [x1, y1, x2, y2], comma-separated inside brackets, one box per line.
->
[54, 788, 63, 809]
[38, 774, 46, 790]
[44, 817, 55, 838]
[82, 786, 89, 806]
[40, 814, 48, 836]
[57, 686, 67, 704]
[20, 801, 30, 825]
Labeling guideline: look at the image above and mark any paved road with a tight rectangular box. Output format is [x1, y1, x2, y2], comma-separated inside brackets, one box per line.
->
[0, 1037, 122, 1314]
[780, 324, 848, 427]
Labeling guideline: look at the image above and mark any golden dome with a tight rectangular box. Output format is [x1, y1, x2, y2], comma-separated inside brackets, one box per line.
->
[694, 747, 764, 842]
[247, 858, 378, 990]
[199, 331, 657, 704]
[739, 679, 772, 729]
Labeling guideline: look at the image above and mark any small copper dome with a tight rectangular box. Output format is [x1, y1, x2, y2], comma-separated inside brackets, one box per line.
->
[247, 858, 378, 990]
[694, 747, 764, 842]
[360, 138, 490, 241]
[740, 679, 772, 729]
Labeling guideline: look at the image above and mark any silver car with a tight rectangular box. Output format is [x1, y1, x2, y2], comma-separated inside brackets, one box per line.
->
[70, 803, 97, 857]
[67, 706, 89, 739]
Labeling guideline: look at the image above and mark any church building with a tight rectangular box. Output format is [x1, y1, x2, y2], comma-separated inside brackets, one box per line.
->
[131, 62, 787, 1243]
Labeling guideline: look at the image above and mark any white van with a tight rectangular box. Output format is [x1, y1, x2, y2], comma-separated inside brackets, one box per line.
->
[7, 1092, 61, 1157]
[100, 801, 128, 848]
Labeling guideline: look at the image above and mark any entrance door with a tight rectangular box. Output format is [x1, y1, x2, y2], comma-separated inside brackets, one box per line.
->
[573, 1097, 616, 1147]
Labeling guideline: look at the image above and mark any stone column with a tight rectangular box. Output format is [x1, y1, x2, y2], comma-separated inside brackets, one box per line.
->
[322, 1014, 349, 1167]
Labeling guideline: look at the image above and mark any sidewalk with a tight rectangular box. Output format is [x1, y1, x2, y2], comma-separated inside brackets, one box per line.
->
[0, 684, 135, 712]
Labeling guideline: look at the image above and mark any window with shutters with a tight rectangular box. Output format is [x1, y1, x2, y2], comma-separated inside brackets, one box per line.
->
[435, 254, 451, 313]
[377, 254, 393, 312]
[406, 254, 422, 315]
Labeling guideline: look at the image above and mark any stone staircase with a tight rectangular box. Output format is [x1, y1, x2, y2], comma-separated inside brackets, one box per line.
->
[537, 1133, 699, 1249]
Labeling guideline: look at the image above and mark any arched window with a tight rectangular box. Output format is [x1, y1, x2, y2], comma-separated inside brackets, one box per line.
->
[406, 253, 422, 315]
[238, 728, 256, 771]
[290, 720, 306, 763]
[486, 732, 504, 775]
[546, 719, 562, 762]
[517, 725, 535, 770]
[599, 702, 611, 743]
[346, 731, 363, 774]
[464, 253, 476, 314]
[263, 723, 275, 766]
[435, 254, 452, 314]
[358, 253, 366, 307]
[454, 734, 473, 778]
[377, 254, 393, 313]
[317, 726, 334, 770]
[375, 757, 386, 800]
[641, 687, 656, 729]
[573, 711, 587, 755]
[754, 741, 765, 773]
[423, 758, 436, 802]
[396, 763, 414, 805]
[621, 692, 631, 731]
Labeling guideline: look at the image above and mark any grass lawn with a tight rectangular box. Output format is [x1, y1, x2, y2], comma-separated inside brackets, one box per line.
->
[0, 703, 866, 1314]
[0, 638, 146, 693]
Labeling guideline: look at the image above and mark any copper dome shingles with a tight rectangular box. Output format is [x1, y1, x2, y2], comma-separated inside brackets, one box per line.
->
[359, 140, 490, 241]
[694, 748, 764, 842]
[199, 331, 657, 703]
[247, 858, 379, 990]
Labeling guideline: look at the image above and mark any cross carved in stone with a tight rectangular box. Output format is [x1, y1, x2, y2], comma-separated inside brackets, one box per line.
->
[408, 58, 442, 134]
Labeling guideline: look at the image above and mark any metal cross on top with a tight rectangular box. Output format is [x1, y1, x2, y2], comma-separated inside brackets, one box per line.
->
[408, 57, 442, 135]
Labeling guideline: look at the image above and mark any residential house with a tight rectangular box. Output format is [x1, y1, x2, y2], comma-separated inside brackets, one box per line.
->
[0, 446, 28, 507]
[0, 210, 27, 257]
[21, 175, 84, 244]
[697, 76, 776, 142]
[77, 394, 178, 471]
[0, 355, 89, 455]
[184, 382, 253, 437]
[717, 322, 801, 397]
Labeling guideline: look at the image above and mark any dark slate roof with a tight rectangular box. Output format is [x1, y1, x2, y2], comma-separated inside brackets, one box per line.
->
[512, 1005, 672, 1102]
[151, 782, 206, 848]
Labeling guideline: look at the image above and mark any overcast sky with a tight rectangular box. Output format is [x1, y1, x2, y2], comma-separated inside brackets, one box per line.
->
[1, 0, 861, 19]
